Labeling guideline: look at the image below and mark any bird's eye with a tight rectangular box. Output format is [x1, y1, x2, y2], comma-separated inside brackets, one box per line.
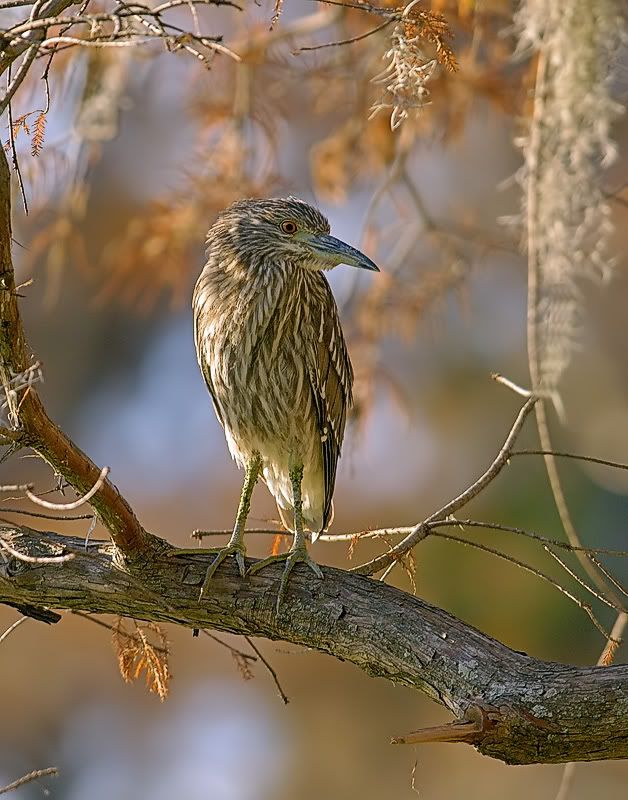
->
[280, 220, 298, 234]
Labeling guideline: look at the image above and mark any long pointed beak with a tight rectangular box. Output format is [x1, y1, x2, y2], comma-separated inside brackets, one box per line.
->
[306, 233, 380, 272]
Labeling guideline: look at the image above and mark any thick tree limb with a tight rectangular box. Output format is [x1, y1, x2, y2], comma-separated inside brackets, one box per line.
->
[0, 145, 155, 561]
[1, 524, 626, 766]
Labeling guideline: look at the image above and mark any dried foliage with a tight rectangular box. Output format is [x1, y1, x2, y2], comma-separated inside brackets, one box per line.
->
[112, 618, 171, 701]
[1, 0, 524, 321]
[370, 4, 458, 129]
[271, 532, 289, 555]
[600, 636, 621, 667]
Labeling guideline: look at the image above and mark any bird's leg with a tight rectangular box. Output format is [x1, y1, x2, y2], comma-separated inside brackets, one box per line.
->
[247, 464, 323, 613]
[196, 451, 261, 597]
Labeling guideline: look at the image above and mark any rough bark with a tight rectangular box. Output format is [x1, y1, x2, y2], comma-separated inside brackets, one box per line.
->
[1, 524, 626, 766]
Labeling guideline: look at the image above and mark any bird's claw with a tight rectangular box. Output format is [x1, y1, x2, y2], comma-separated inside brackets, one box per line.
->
[199, 543, 246, 599]
[247, 547, 323, 614]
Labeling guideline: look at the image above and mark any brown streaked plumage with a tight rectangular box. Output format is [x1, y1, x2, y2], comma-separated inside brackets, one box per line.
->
[192, 197, 378, 611]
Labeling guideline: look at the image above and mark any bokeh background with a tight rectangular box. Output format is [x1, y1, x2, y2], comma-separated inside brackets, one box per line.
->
[1, 1, 627, 798]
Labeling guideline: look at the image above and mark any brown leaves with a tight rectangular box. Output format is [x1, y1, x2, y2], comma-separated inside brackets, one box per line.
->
[271, 533, 289, 555]
[3, 110, 47, 156]
[113, 619, 171, 701]
[31, 112, 46, 157]
[97, 124, 273, 309]
[599, 636, 620, 667]
[311, 116, 396, 203]
[402, 6, 458, 73]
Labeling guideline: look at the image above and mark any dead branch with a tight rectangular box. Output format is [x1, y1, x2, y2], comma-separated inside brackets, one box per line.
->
[351, 392, 537, 576]
[0, 766, 57, 795]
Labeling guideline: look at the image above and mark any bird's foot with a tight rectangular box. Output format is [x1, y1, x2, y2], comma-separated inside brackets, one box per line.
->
[247, 545, 323, 613]
[198, 543, 247, 598]
[169, 542, 247, 598]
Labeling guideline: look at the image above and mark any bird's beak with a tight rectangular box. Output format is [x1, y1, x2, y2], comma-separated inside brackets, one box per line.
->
[305, 233, 380, 272]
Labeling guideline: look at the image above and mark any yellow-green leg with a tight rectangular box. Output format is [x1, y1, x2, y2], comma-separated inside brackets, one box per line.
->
[247, 464, 323, 613]
[196, 451, 261, 598]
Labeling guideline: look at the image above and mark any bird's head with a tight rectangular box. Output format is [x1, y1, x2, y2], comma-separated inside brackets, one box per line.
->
[209, 197, 379, 273]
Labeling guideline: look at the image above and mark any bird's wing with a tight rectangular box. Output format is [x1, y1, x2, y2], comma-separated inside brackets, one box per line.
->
[193, 278, 225, 427]
[308, 278, 353, 532]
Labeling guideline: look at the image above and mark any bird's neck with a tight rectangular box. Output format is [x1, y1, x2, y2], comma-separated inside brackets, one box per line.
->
[195, 252, 295, 347]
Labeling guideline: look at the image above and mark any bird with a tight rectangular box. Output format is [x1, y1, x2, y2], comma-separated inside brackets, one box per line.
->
[192, 197, 379, 611]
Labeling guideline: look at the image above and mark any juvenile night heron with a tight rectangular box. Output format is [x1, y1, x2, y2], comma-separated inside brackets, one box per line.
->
[193, 197, 378, 610]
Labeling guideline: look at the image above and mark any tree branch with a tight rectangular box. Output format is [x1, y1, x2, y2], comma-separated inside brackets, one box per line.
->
[0, 523, 626, 765]
[0, 146, 158, 562]
[0, 0, 78, 75]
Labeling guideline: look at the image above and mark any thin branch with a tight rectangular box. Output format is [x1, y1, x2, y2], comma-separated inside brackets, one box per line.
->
[513, 449, 628, 472]
[243, 636, 289, 704]
[0, 613, 27, 644]
[194, 518, 628, 562]
[296, 18, 392, 51]
[0, 507, 93, 521]
[543, 546, 619, 612]
[25, 465, 109, 510]
[0, 1, 37, 8]
[199, 628, 258, 662]
[0, 536, 74, 563]
[6, 92, 29, 214]
[0, 767, 58, 796]
[588, 556, 628, 601]
[192, 527, 281, 540]
[308, 0, 397, 18]
[491, 373, 532, 398]
[0, 44, 37, 117]
[352, 395, 537, 576]
[431, 531, 613, 641]
[430, 519, 628, 558]
[70, 610, 169, 654]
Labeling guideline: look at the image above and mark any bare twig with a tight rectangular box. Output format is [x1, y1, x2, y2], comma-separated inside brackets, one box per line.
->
[0, 44, 37, 116]
[199, 628, 258, 662]
[297, 18, 392, 52]
[244, 635, 289, 704]
[192, 527, 281, 540]
[0, 614, 27, 644]
[25, 466, 109, 510]
[0, 767, 57, 795]
[431, 531, 613, 641]
[71, 610, 169, 654]
[352, 395, 537, 576]
[0, 536, 74, 563]
[0, 507, 93, 521]
[512, 449, 628, 472]
[6, 87, 29, 214]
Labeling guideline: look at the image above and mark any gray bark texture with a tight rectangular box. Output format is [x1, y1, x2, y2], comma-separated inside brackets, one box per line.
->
[1, 524, 626, 765]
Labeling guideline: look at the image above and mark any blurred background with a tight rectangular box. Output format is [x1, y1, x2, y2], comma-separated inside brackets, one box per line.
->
[1, 1, 627, 797]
